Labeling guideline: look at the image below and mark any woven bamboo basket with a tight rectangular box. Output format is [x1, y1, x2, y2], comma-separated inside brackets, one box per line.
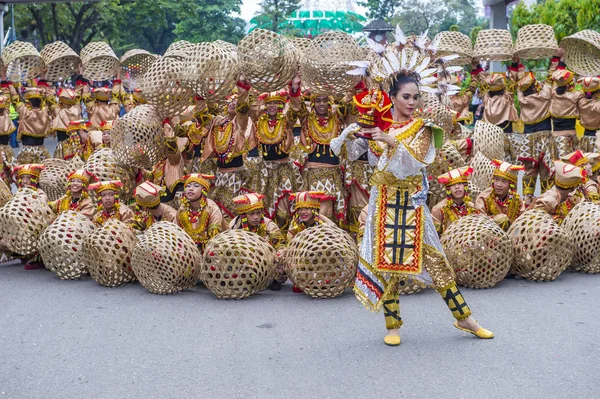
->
[561, 30, 600, 77]
[0, 188, 54, 256]
[473, 120, 505, 161]
[284, 224, 358, 298]
[474, 29, 514, 62]
[301, 31, 363, 96]
[83, 148, 136, 202]
[507, 210, 573, 281]
[416, 92, 453, 140]
[181, 42, 239, 102]
[1, 41, 44, 82]
[131, 221, 201, 294]
[38, 211, 96, 280]
[0, 179, 12, 207]
[515, 24, 558, 61]
[83, 219, 137, 287]
[38, 158, 72, 202]
[140, 56, 194, 120]
[291, 37, 312, 57]
[110, 104, 165, 169]
[561, 202, 600, 273]
[434, 31, 473, 66]
[80, 41, 120, 81]
[202, 230, 275, 299]
[469, 152, 495, 195]
[427, 141, 467, 206]
[39, 41, 81, 82]
[441, 214, 512, 288]
[120, 49, 157, 90]
[214, 40, 238, 56]
[237, 29, 299, 92]
[163, 40, 195, 60]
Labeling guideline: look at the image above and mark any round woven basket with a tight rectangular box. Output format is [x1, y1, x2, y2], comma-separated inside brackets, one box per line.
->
[441, 214, 512, 288]
[131, 221, 201, 294]
[202, 230, 276, 299]
[214, 40, 238, 55]
[507, 210, 573, 281]
[120, 49, 157, 90]
[561, 30, 600, 77]
[301, 31, 363, 96]
[110, 104, 165, 169]
[416, 92, 453, 141]
[163, 40, 195, 60]
[469, 152, 495, 195]
[140, 56, 194, 120]
[39, 158, 73, 202]
[284, 224, 358, 298]
[237, 29, 299, 92]
[181, 42, 239, 102]
[1, 41, 44, 82]
[83, 148, 136, 202]
[83, 219, 137, 287]
[291, 37, 312, 57]
[40, 41, 81, 82]
[474, 29, 514, 62]
[0, 188, 54, 256]
[515, 24, 558, 61]
[0, 179, 12, 207]
[473, 120, 505, 161]
[433, 31, 473, 66]
[38, 211, 96, 280]
[80, 41, 120, 81]
[561, 202, 600, 273]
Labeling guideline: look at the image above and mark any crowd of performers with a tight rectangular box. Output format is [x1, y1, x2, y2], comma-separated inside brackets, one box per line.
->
[2, 42, 600, 346]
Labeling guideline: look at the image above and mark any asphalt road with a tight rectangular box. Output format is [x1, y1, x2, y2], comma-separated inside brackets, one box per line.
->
[1, 260, 599, 399]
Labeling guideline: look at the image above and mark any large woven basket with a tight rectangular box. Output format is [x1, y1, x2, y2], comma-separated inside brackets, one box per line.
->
[0, 188, 54, 256]
[181, 42, 239, 102]
[433, 31, 473, 66]
[202, 230, 276, 299]
[120, 49, 157, 90]
[0, 179, 12, 207]
[473, 120, 505, 161]
[38, 211, 96, 280]
[1, 41, 44, 81]
[140, 56, 194, 120]
[214, 40, 238, 55]
[515, 24, 558, 61]
[291, 37, 312, 57]
[237, 29, 299, 92]
[469, 152, 495, 195]
[561, 30, 600, 77]
[416, 92, 453, 141]
[83, 148, 136, 202]
[110, 104, 165, 169]
[284, 224, 358, 298]
[507, 210, 573, 281]
[83, 219, 137, 287]
[441, 214, 512, 288]
[163, 40, 195, 60]
[38, 158, 73, 202]
[131, 221, 201, 294]
[474, 29, 514, 62]
[40, 41, 80, 82]
[561, 202, 600, 273]
[301, 31, 363, 97]
[80, 41, 120, 81]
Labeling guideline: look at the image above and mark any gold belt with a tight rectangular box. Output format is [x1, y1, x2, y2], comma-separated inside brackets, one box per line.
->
[369, 171, 421, 189]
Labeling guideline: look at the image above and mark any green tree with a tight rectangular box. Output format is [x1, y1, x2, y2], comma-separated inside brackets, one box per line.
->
[252, 0, 301, 34]
[358, 0, 402, 20]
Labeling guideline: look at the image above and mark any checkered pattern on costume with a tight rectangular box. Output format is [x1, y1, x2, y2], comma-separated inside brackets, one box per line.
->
[552, 135, 577, 162]
[507, 133, 528, 166]
[301, 166, 346, 222]
[244, 156, 267, 195]
[210, 167, 250, 219]
[374, 186, 424, 275]
[579, 135, 599, 153]
[17, 145, 50, 165]
[263, 160, 302, 220]
[437, 283, 472, 320]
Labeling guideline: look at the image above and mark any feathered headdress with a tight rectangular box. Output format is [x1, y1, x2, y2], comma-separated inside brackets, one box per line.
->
[347, 26, 462, 97]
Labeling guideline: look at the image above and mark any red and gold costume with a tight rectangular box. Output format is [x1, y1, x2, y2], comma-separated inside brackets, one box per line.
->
[577, 76, 600, 153]
[80, 80, 122, 129]
[13, 164, 48, 203]
[51, 88, 83, 159]
[286, 191, 335, 243]
[560, 150, 599, 204]
[530, 161, 585, 224]
[475, 160, 525, 231]
[89, 180, 135, 226]
[228, 193, 284, 248]
[49, 169, 96, 219]
[550, 67, 583, 159]
[61, 120, 93, 162]
[175, 173, 224, 252]
[132, 181, 178, 231]
[431, 166, 478, 234]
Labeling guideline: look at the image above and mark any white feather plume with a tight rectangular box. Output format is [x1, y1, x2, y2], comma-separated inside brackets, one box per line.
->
[415, 29, 429, 49]
[366, 38, 385, 55]
[394, 25, 407, 46]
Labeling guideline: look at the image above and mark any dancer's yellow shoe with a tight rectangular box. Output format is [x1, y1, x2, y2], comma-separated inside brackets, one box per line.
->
[383, 334, 401, 346]
[453, 321, 494, 339]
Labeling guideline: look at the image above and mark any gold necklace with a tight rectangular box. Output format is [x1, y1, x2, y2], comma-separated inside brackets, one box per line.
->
[307, 113, 339, 145]
[257, 114, 285, 145]
[214, 120, 234, 155]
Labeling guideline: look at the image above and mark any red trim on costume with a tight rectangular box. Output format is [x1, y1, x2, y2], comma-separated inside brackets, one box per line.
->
[236, 81, 252, 91]
[214, 200, 235, 219]
[465, 138, 473, 157]
[113, 79, 122, 84]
